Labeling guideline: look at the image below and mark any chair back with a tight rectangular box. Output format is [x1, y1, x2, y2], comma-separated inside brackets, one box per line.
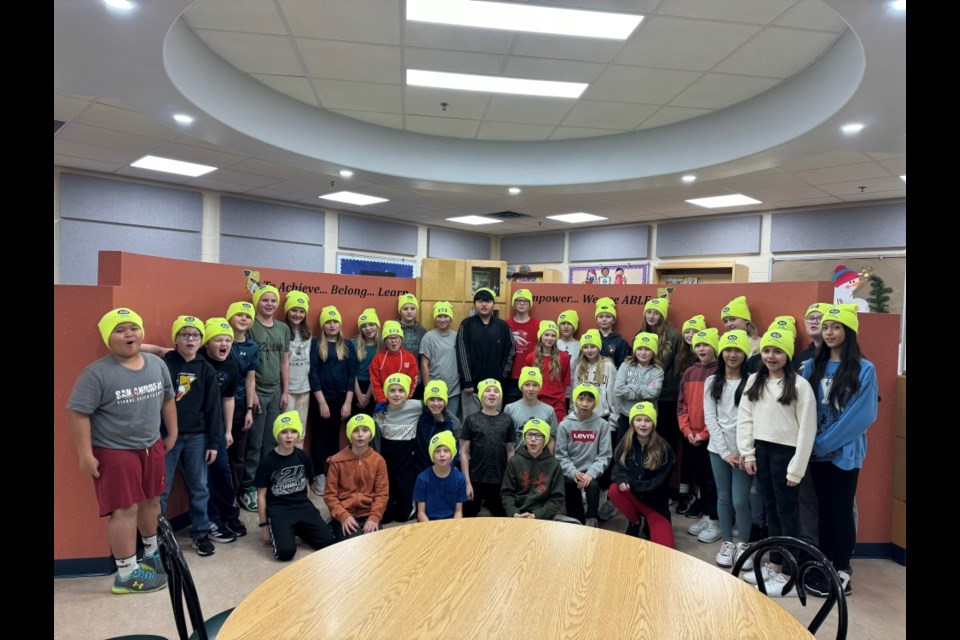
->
[157, 516, 211, 640]
[731, 536, 848, 639]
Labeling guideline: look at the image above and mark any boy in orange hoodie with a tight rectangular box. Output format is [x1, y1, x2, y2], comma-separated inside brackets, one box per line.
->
[323, 414, 389, 541]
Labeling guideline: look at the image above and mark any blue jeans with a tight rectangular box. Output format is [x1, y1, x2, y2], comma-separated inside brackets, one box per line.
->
[207, 429, 239, 527]
[161, 433, 211, 540]
[709, 452, 753, 542]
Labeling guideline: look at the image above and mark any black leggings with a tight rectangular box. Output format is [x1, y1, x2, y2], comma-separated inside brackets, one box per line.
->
[811, 462, 860, 571]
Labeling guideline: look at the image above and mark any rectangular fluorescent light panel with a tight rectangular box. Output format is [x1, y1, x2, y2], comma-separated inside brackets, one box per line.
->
[130, 155, 217, 177]
[319, 191, 389, 206]
[686, 194, 763, 209]
[408, 69, 586, 99]
[446, 215, 503, 225]
[407, 0, 643, 40]
[546, 213, 608, 223]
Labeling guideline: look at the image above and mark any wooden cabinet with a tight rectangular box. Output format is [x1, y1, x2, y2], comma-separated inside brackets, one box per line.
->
[653, 261, 748, 284]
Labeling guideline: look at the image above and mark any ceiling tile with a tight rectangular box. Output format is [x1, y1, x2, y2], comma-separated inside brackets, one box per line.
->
[879, 158, 906, 176]
[330, 109, 404, 128]
[838, 191, 906, 202]
[770, 196, 842, 208]
[404, 87, 489, 120]
[713, 28, 839, 78]
[183, 0, 287, 34]
[550, 127, 623, 140]
[76, 103, 181, 141]
[173, 133, 243, 153]
[503, 56, 606, 83]
[658, 0, 796, 25]
[748, 186, 831, 202]
[562, 100, 657, 130]
[184, 177, 256, 193]
[55, 138, 142, 166]
[251, 74, 319, 106]
[778, 150, 874, 171]
[188, 168, 280, 188]
[280, 0, 400, 44]
[95, 97, 136, 110]
[614, 17, 760, 71]
[484, 96, 577, 126]
[262, 180, 330, 198]
[586, 66, 701, 104]
[57, 123, 161, 156]
[311, 78, 402, 112]
[477, 122, 555, 141]
[865, 152, 905, 161]
[512, 33, 624, 63]
[404, 22, 516, 55]
[54, 94, 92, 121]
[636, 106, 712, 129]
[406, 48, 506, 75]
[405, 115, 480, 139]
[230, 158, 313, 180]
[297, 39, 401, 83]
[793, 162, 889, 185]
[669, 73, 779, 109]
[774, 0, 848, 32]
[819, 177, 908, 196]
[54, 155, 122, 174]
[194, 30, 304, 75]
[114, 166, 195, 185]
[713, 172, 809, 192]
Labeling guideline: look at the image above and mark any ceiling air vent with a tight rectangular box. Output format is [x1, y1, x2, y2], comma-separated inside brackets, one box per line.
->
[486, 210, 530, 220]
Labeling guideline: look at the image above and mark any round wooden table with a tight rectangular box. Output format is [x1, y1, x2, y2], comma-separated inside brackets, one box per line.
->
[218, 518, 813, 639]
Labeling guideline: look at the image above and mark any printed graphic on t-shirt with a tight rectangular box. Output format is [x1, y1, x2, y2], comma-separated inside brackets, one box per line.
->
[270, 464, 306, 497]
[571, 430, 597, 443]
[113, 380, 165, 406]
[214, 370, 231, 391]
[175, 373, 197, 402]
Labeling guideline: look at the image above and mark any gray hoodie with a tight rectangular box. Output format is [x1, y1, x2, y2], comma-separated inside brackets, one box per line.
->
[555, 412, 612, 481]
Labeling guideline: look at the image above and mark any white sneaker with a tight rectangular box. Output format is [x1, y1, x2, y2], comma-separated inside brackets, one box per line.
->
[687, 515, 712, 536]
[761, 571, 798, 597]
[553, 514, 582, 524]
[735, 542, 754, 571]
[742, 562, 778, 585]
[715, 541, 736, 567]
[697, 520, 722, 543]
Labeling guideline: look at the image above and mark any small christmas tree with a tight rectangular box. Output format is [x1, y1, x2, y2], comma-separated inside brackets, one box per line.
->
[867, 275, 892, 313]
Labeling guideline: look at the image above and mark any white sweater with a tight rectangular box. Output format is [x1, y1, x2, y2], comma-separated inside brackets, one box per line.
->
[736, 373, 817, 484]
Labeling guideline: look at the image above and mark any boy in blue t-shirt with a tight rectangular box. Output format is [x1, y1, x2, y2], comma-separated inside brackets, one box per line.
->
[414, 430, 467, 521]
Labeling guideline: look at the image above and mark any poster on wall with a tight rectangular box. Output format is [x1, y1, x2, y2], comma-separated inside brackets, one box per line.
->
[336, 253, 416, 278]
[569, 264, 649, 285]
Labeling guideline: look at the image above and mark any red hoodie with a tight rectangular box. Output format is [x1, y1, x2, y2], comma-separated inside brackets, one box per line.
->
[369, 347, 419, 403]
[677, 360, 720, 439]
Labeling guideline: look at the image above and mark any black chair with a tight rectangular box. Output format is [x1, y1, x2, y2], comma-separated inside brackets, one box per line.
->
[157, 516, 234, 640]
[731, 536, 848, 640]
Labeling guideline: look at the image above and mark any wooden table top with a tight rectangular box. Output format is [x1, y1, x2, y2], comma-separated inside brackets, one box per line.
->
[218, 518, 813, 639]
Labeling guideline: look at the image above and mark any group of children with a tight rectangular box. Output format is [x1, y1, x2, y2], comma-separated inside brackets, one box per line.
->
[68, 287, 877, 602]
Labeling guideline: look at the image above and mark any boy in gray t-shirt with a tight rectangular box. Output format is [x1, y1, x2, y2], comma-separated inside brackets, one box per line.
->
[503, 367, 559, 453]
[67, 308, 177, 595]
[419, 301, 460, 419]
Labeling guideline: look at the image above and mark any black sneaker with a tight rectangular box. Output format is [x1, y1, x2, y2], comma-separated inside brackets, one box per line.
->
[640, 516, 650, 540]
[225, 518, 248, 537]
[209, 523, 237, 544]
[748, 523, 769, 542]
[191, 536, 216, 556]
[625, 522, 642, 538]
[676, 493, 696, 515]
[684, 498, 703, 519]
[804, 568, 852, 598]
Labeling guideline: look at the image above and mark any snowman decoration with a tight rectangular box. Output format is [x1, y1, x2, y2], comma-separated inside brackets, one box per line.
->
[832, 265, 870, 312]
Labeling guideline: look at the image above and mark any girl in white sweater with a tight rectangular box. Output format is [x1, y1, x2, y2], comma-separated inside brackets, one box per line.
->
[737, 329, 816, 597]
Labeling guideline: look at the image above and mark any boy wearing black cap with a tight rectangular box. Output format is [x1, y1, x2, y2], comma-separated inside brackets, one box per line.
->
[67, 308, 177, 594]
[255, 411, 335, 561]
[455, 288, 515, 420]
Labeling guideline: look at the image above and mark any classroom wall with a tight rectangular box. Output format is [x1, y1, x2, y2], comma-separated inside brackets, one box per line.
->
[54, 252, 417, 567]
[508, 280, 900, 548]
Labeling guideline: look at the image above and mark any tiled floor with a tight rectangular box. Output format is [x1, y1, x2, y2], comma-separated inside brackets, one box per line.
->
[54, 497, 905, 639]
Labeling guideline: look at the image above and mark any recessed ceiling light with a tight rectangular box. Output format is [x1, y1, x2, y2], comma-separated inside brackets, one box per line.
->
[900, 175, 906, 182]
[407, 69, 587, 99]
[682, 175, 697, 184]
[130, 155, 216, 177]
[686, 194, 762, 209]
[446, 215, 503, 226]
[841, 123, 865, 135]
[889, 0, 906, 11]
[319, 191, 388, 206]
[104, 0, 134, 10]
[546, 213, 608, 224]
[508, 187, 522, 195]
[173, 114, 194, 125]
[339, 169, 354, 178]
[407, 0, 643, 40]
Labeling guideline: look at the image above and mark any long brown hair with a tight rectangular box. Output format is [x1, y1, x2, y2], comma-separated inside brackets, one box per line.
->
[535, 337, 563, 381]
[618, 419, 670, 471]
[319, 327, 349, 362]
[355, 325, 382, 361]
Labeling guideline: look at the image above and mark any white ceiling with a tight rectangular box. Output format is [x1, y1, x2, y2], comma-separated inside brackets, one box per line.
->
[53, 0, 905, 236]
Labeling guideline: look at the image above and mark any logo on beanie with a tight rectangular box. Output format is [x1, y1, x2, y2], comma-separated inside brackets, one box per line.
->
[388, 375, 402, 384]
[360, 314, 369, 321]
[430, 435, 441, 445]
[770, 332, 782, 339]
[722, 306, 731, 313]
[726, 335, 736, 341]
[328, 310, 336, 316]
[598, 305, 611, 312]
[118, 309, 130, 315]
[776, 321, 788, 328]
[185, 316, 196, 322]
[526, 370, 537, 377]
[636, 402, 649, 411]
[529, 419, 542, 426]
[640, 337, 651, 343]
[219, 323, 230, 330]
[280, 416, 291, 425]
[697, 331, 707, 337]
[431, 386, 440, 393]
[241, 303, 252, 310]
[295, 297, 305, 305]
[650, 300, 663, 306]
[355, 415, 367, 423]
[829, 308, 841, 315]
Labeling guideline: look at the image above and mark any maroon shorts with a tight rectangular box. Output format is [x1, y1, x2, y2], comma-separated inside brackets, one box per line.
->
[92, 439, 166, 517]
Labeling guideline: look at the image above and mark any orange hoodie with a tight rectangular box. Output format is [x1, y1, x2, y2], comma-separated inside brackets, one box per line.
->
[323, 446, 389, 524]
[677, 361, 720, 439]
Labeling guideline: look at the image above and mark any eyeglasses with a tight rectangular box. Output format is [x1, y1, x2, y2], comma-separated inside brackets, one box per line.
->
[524, 432, 545, 441]
[805, 317, 823, 324]
[178, 333, 202, 341]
